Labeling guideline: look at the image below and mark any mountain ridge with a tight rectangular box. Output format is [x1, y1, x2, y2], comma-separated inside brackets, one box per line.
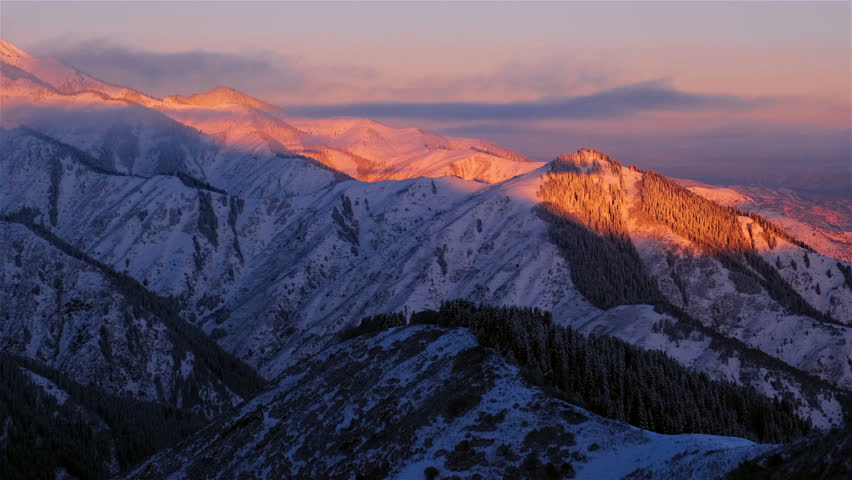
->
[1, 40, 543, 184]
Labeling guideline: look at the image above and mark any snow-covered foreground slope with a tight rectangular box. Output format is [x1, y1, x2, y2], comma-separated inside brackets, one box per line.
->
[125, 326, 770, 480]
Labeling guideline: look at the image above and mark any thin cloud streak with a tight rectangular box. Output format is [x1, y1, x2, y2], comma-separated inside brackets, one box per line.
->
[286, 81, 770, 121]
[38, 40, 308, 99]
[35, 39, 623, 104]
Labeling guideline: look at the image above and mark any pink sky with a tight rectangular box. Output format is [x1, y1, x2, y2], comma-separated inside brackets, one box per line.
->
[2, 1, 850, 194]
[2, 2, 848, 104]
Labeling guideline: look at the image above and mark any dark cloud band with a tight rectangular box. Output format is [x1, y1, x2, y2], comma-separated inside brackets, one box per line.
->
[286, 81, 767, 121]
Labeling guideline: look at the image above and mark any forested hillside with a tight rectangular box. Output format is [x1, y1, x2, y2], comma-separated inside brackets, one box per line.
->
[0, 353, 206, 479]
[537, 151, 661, 308]
[357, 301, 815, 443]
[535, 149, 831, 323]
[641, 170, 836, 324]
[727, 424, 852, 479]
[641, 171, 751, 253]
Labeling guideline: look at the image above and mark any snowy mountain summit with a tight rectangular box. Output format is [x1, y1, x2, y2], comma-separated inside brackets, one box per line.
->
[163, 86, 271, 109]
[0, 39, 29, 59]
[1, 40, 850, 479]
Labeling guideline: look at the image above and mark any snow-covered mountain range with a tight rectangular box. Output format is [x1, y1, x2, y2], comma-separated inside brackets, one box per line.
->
[1, 39, 850, 479]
